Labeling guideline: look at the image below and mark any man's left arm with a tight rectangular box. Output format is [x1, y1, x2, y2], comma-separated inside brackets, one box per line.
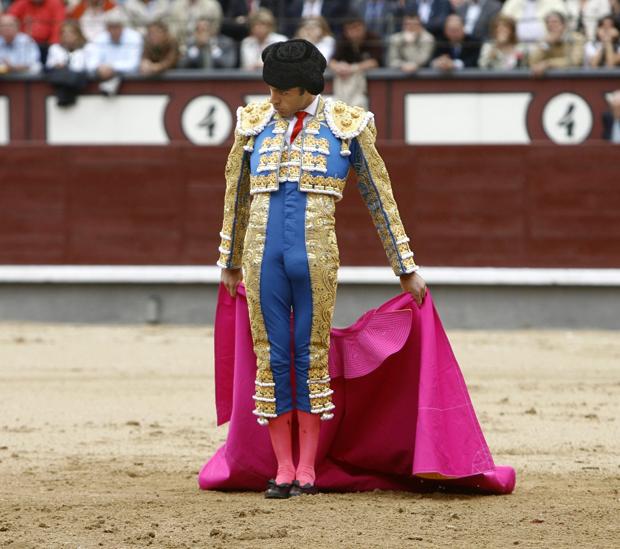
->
[350, 120, 426, 304]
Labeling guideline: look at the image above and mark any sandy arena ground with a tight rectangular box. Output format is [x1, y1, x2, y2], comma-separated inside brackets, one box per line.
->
[0, 321, 619, 549]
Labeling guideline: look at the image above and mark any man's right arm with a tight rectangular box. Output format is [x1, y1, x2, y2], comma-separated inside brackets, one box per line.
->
[216, 129, 251, 271]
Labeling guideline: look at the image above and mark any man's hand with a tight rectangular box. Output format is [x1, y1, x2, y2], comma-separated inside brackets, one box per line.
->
[400, 271, 426, 306]
[221, 267, 243, 297]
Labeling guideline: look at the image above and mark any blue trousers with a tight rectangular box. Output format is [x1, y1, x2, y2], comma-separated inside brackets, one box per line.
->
[260, 182, 313, 414]
[244, 182, 339, 420]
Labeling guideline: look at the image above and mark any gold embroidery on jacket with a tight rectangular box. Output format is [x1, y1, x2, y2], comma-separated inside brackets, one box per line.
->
[250, 173, 278, 193]
[298, 173, 346, 200]
[217, 131, 251, 269]
[259, 135, 284, 153]
[352, 123, 417, 275]
[257, 151, 280, 173]
[302, 135, 330, 154]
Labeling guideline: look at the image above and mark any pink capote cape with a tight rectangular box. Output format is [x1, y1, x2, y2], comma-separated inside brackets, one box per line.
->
[198, 284, 516, 495]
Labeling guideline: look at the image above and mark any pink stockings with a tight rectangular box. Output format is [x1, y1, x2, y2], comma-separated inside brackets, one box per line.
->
[296, 410, 320, 485]
[267, 410, 321, 485]
[268, 411, 295, 485]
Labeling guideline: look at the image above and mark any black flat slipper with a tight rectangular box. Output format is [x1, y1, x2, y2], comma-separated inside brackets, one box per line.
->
[264, 479, 293, 499]
[289, 480, 319, 496]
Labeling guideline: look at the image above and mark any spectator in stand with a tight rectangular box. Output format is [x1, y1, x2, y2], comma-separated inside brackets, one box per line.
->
[564, 0, 611, 42]
[218, 1, 286, 42]
[528, 10, 585, 75]
[387, 9, 435, 71]
[8, 0, 66, 63]
[584, 15, 620, 67]
[168, 0, 222, 50]
[179, 15, 237, 68]
[45, 20, 92, 106]
[88, 8, 143, 94]
[456, 0, 501, 43]
[295, 15, 336, 62]
[140, 20, 179, 75]
[122, 0, 170, 35]
[281, 0, 350, 38]
[602, 89, 620, 143]
[352, 0, 403, 36]
[70, 0, 117, 43]
[431, 13, 480, 70]
[613, 0, 620, 28]
[0, 12, 41, 74]
[501, 0, 567, 45]
[478, 14, 524, 68]
[329, 12, 382, 108]
[404, 0, 453, 39]
[240, 8, 287, 70]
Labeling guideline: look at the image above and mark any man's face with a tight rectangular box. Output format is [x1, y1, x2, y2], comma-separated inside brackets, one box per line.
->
[107, 23, 123, 43]
[545, 14, 565, 36]
[403, 16, 422, 34]
[269, 87, 310, 118]
[0, 16, 19, 43]
[445, 16, 465, 43]
[343, 21, 366, 43]
[147, 24, 166, 45]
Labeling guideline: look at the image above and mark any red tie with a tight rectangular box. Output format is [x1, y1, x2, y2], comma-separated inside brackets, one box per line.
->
[290, 111, 307, 144]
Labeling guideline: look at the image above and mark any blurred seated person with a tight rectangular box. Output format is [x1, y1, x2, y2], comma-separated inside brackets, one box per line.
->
[329, 12, 383, 108]
[123, 0, 170, 35]
[501, 0, 567, 45]
[295, 15, 335, 63]
[178, 15, 237, 68]
[528, 10, 585, 75]
[282, 0, 350, 37]
[70, 0, 117, 43]
[584, 15, 620, 68]
[602, 89, 620, 143]
[431, 13, 481, 71]
[8, 0, 66, 63]
[456, 0, 501, 43]
[564, 0, 611, 42]
[140, 20, 179, 75]
[352, 0, 404, 36]
[168, 0, 222, 49]
[0, 13, 41, 74]
[240, 8, 287, 70]
[404, 0, 454, 39]
[87, 8, 143, 94]
[613, 0, 620, 28]
[478, 14, 525, 69]
[387, 8, 435, 72]
[45, 20, 92, 106]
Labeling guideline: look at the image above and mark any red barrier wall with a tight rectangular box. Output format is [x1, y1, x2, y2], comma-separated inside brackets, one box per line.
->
[1, 144, 618, 267]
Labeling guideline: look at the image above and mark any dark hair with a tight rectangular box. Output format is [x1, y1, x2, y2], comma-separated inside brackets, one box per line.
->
[490, 14, 517, 45]
[147, 19, 170, 33]
[342, 10, 364, 26]
[544, 11, 566, 25]
[403, 7, 420, 19]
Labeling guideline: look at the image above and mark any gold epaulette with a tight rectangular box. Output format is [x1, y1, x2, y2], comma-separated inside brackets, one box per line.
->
[324, 98, 374, 140]
[235, 101, 275, 136]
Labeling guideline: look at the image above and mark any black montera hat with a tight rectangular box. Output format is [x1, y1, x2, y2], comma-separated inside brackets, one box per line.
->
[262, 39, 327, 95]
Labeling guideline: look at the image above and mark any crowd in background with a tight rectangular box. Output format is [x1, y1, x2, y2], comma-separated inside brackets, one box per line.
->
[0, 0, 619, 114]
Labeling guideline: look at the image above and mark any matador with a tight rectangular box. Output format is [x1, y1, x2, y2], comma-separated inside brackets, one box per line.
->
[217, 39, 426, 499]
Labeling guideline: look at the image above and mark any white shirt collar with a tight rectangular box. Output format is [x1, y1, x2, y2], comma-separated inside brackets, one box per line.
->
[303, 94, 320, 117]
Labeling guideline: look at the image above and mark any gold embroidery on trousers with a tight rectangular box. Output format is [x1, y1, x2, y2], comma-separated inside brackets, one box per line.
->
[242, 194, 277, 423]
[304, 193, 339, 418]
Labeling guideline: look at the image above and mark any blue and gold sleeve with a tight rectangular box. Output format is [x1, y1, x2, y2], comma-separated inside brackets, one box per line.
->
[349, 121, 419, 276]
[216, 130, 251, 269]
